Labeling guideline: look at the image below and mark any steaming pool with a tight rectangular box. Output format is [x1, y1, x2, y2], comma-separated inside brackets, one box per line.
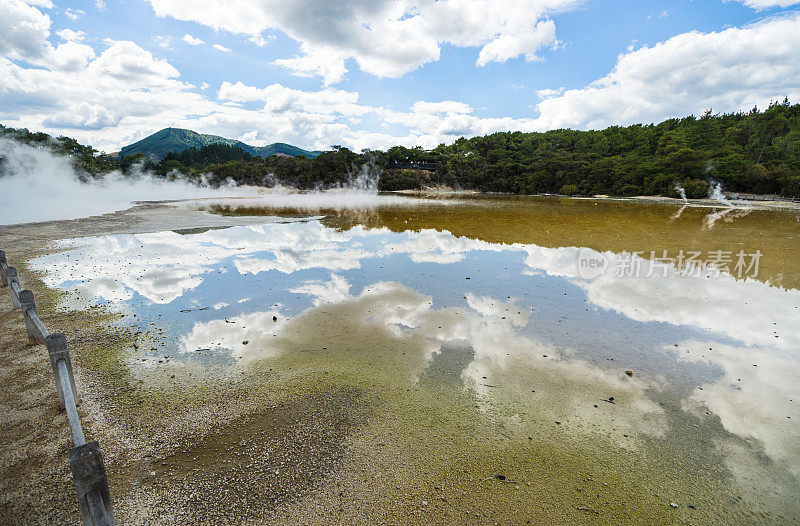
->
[29, 195, 800, 523]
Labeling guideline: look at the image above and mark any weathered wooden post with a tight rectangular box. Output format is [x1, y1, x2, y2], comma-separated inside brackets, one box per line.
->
[7, 266, 21, 308]
[19, 289, 39, 343]
[0, 250, 7, 286]
[46, 333, 80, 410]
[68, 441, 116, 526]
[2, 253, 116, 525]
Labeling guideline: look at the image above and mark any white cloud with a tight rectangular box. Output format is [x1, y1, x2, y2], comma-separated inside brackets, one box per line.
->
[0, 0, 98, 73]
[182, 34, 204, 46]
[3, 3, 800, 156]
[730, 0, 800, 8]
[218, 81, 368, 116]
[212, 43, 231, 53]
[475, 18, 556, 66]
[153, 35, 172, 49]
[90, 40, 180, 83]
[56, 28, 86, 42]
[43, 101, 118, 129]
[65, 8, 84, 20]
[144, 0, 577, 84]
[272, 45, 349, 85]
[0, 39, 212, 146]
[0, 0, 53, 63]
[531, 14, 800, 130]
[248, 34, 272, 47]
[536, 87, 564, 99]
[48, 41, 96, 71]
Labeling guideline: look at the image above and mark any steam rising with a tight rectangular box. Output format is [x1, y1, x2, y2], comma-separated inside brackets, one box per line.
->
[181, 189, 428, 214]
[343, 156, 380, 192]
[670, 183, 689, 220]
[180, 156, 435, 212]
[703, 181, 750, 230]
[0, 139, 425, 225]
[709, 181, 733, 207]
[674, 183, 688, 203]
[0, 138, 264, 225]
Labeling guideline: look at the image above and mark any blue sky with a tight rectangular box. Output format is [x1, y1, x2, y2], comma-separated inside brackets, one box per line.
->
[2, 0, 799, 152]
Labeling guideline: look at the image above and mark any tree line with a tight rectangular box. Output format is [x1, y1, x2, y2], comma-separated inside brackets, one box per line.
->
[3, 100, 799, 197]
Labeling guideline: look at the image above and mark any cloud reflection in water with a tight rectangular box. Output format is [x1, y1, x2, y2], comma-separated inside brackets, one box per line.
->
[30, 220, 800, 483]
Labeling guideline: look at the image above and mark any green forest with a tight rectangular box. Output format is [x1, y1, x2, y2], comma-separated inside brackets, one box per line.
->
[3, 100, 800, 198]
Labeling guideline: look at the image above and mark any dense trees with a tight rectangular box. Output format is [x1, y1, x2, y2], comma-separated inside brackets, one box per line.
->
[423, 100, 800, 197]
[3, 100, 799, 197]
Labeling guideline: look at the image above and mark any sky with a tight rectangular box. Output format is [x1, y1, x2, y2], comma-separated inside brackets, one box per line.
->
[1, 0, 799, 153]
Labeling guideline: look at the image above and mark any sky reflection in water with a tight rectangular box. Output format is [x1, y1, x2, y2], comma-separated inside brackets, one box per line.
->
[30, 216, 800, 484]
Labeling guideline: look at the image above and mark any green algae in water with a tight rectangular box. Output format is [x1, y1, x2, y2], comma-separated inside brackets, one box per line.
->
[28, 196, 800, 523]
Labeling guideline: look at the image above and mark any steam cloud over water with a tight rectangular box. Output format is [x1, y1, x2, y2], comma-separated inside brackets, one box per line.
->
[0, 138, 266, 225]
[0, 139, 427, 225]
[182, 155, 434, 212]
[181, 190, 429, 213]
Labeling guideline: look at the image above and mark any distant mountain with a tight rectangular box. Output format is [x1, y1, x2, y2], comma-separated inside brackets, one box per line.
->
[119, 128, 321, 159]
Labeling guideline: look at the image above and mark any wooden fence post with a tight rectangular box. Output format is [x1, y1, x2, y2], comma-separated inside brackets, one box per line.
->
[7, 267, 21, 308]
[2, 252, 116, 525]
[68, 441, 115, 526]
[45, 333, 80, 410]
[0, 250, 7, 287]
[19, 289, 39, 344]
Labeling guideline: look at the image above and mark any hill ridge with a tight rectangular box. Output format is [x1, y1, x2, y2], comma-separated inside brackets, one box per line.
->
[120, 127, 321, 159]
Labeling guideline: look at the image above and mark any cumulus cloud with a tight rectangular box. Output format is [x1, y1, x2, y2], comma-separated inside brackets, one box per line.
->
[0, 0, 54, 62]
[182, 34, 204, 45]
[56, 28, 86, 42]
[0, 0, 97, 73]
[475, 18, 556, 66]
[145, 0, 575, 84]
[212, 43, 231, 52]
[3, 2, 800, 155]
[195, 10, 800, 147]
[42, 101, 118, 129]
[90, 40, 179, 82]
[218, 81, 367, 116]
[531, 13, 800, 130]
[0, 43, 210, 146]
[730, 0, 800, 8]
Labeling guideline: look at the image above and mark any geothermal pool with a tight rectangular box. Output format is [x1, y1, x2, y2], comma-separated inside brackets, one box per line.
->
[30, 195, 800, 523]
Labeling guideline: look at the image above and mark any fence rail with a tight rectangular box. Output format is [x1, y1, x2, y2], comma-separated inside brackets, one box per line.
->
[0, 249, 115, 526]
[725, 192, 799, 202]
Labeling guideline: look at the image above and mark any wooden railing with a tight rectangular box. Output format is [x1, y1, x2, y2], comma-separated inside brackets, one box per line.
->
[0, 249, 115, 526]
[725, 192, 799, 202]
